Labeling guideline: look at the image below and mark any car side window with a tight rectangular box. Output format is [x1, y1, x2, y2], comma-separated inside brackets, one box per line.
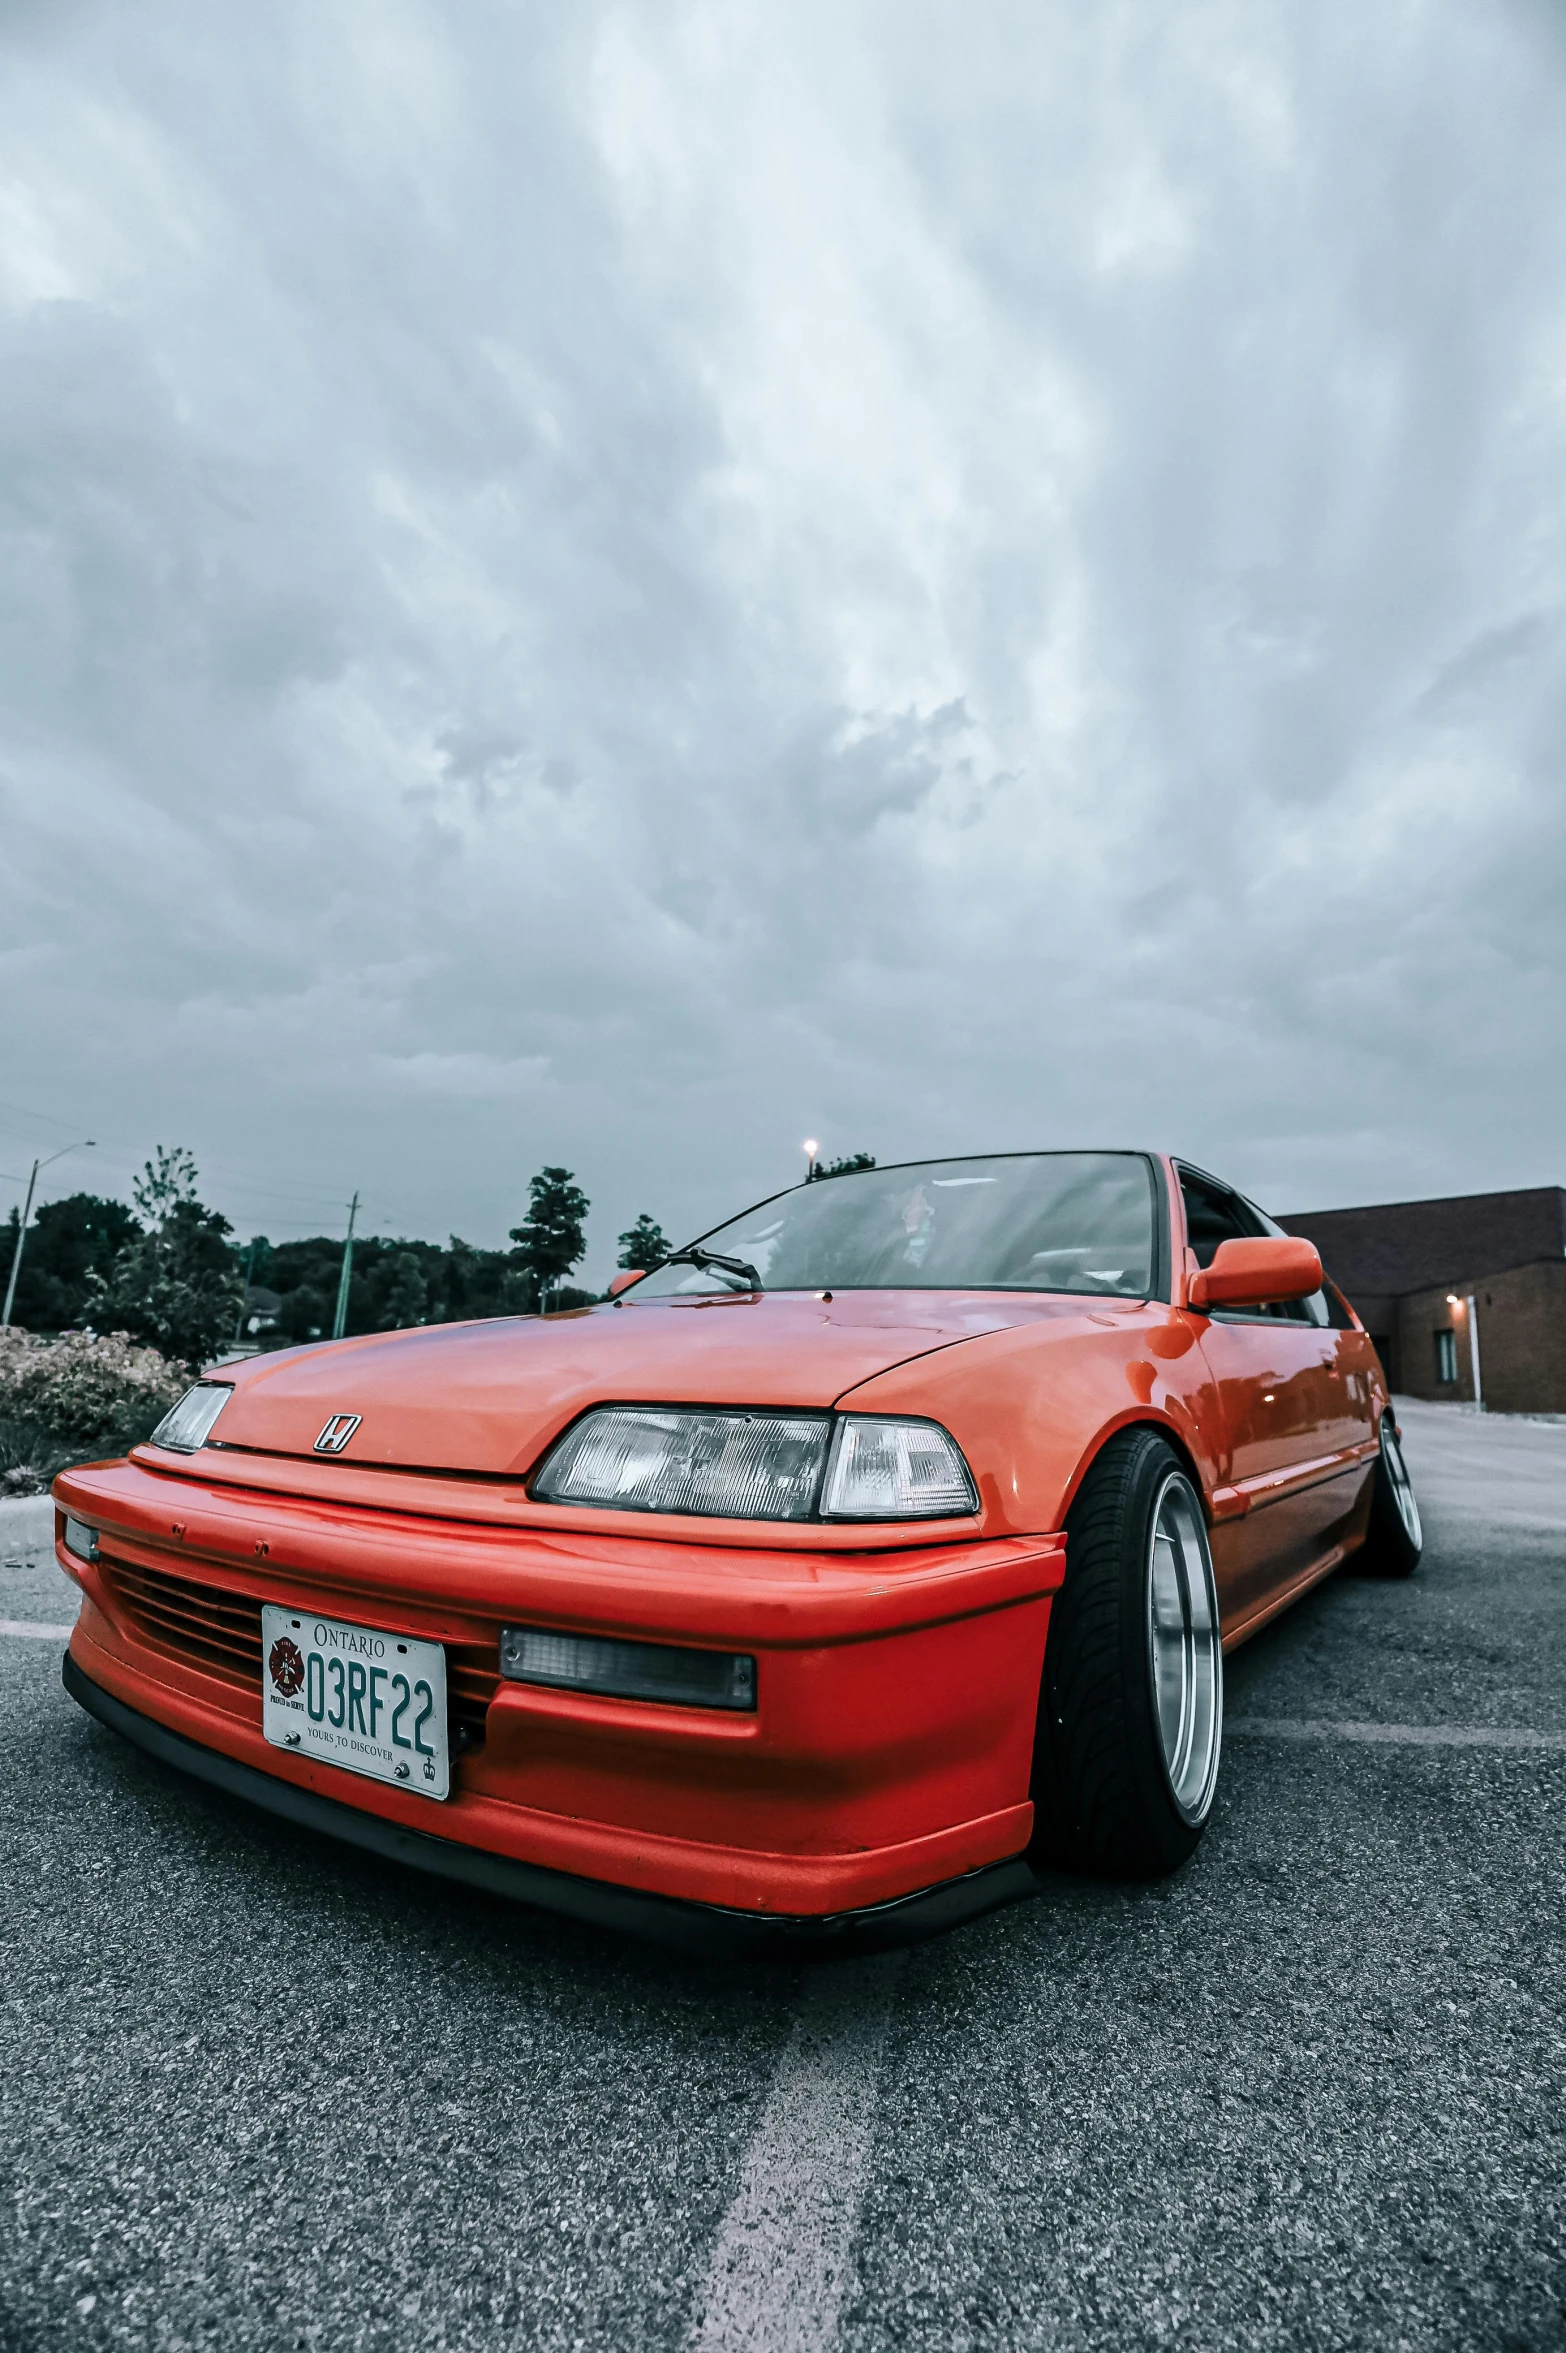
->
[1177, 1167, 1263, 1268]
[1177, 1164, 1319, 1324]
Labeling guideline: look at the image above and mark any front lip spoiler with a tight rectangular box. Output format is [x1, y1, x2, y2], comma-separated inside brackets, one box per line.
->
[61, 1654, 1040, 1958]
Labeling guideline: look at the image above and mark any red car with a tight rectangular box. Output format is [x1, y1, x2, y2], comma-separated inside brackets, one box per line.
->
[55, 1151, 1422, 1952]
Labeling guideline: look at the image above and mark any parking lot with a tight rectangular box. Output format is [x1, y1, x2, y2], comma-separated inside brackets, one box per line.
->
[3, 1399, 1564, 2352]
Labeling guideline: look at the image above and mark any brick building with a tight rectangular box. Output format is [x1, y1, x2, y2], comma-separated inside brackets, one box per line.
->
[1281, 1186, 1566, 1413]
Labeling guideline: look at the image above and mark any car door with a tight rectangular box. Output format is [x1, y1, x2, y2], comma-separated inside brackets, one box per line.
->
[1176, 1163, 1369, 1630]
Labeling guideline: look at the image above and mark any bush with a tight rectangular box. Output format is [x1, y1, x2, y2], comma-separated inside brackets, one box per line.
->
[0, 1328, 190, 1492]
[0, 1416, 76, 1497]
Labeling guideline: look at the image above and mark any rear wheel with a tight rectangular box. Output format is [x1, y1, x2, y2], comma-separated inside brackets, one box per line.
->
[1355, 1413, 1422, 1578]
[1031, 1429, 1223, 1877]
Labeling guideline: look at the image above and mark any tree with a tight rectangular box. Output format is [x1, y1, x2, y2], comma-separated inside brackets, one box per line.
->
[242, 1236, 277, 1292]
[255, 1231, 518, 1339]
[3, 1192, 140, 1333]
[815, 1152, 876, 1182]
[509, 1168, 589, 1311]
[132, 1146, 199, 1226]
[616, 1214, 670, 1271]
[376, 1250, 429, 1331]
[442, 1236, 520, 1321]
[89, 1147, 243, 1367]
[279, 1283, 330, 1345]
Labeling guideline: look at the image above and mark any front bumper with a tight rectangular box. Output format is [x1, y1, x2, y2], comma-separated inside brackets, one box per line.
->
[63, 1653, 1040, 1956]
[54, 1456, 1064, 1931]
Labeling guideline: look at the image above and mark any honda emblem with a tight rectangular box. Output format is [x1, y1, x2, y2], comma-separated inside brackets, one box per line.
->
[314, 1413, 361, 1455]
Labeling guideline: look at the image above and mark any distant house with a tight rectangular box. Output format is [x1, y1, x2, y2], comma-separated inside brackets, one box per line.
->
[243, 1286, 282, 1338]
[1282, 1187, 1566, 1413]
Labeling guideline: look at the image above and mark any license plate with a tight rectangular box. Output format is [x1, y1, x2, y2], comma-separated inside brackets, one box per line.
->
[261, 1605, 449, 1800]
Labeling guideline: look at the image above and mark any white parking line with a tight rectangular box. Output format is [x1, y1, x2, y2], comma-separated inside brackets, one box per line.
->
[1228, 1717, 1566, 1749]
[0, 1620, 75, 1640]
[690, 1951, 904, 2353]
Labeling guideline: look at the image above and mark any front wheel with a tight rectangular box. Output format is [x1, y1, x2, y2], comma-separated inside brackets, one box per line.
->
[1031, 1429, 1223, 1877]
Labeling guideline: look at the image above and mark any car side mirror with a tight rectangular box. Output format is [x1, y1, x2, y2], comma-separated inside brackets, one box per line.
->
[607, 1268, 648, 1298]
[1188, 1236, 1322, 1312]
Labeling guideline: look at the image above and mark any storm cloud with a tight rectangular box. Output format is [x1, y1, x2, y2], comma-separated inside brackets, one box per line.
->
[3, 0, 1564, 1273]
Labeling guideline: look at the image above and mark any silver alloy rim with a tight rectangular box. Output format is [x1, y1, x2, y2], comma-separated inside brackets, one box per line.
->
[1146, 1473, 1223, 1825]
[1382, 1421, 1423, 1552]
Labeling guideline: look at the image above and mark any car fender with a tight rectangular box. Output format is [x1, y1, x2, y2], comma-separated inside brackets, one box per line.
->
[834, 1303, 1221, 1539]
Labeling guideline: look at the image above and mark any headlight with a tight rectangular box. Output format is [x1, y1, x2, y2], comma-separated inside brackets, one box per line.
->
[150, 1385, 233, 1453]
[531, 1406, 978, 1522]
[532, 1407, 830, 1519]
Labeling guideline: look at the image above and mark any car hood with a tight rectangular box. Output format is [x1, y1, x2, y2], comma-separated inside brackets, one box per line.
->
[199, 1291, 1075, 1478]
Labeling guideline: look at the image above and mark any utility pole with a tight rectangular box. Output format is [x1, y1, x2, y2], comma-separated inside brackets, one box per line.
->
[233, 1240, 257, 1348]
[331, 1193, 359, 1342]
[1, 1139, 96, 1330]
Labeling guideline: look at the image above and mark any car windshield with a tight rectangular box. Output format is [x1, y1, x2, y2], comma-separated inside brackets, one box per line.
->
[632, 1152, 1159, 1299]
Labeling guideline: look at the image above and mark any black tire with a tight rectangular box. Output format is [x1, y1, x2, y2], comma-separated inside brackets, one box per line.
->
[1030, 1428, 1223, 1879]
[1354, 1413, 1423, 1578]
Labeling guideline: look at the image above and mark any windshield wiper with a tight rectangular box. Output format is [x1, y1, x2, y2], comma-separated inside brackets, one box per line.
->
[659, 1244, 763, 1292]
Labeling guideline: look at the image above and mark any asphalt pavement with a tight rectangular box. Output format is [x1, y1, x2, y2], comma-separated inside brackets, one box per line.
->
[2, 1400, 1564, 2351]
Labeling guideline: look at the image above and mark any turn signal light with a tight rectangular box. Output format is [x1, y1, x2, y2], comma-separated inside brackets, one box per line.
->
[63, 1516, 99, 1563]
[499, 1625, 756, 1712]
[150, 1385, 233, 1453]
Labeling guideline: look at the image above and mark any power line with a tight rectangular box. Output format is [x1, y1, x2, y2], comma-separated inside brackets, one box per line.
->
[197, 1175, 368, 1211]
[1, 1131, 371, 1220]
[0, 1099, 489, 1245]
[0, 1101, 365, 1214]
[0, 1097, 90, 1135]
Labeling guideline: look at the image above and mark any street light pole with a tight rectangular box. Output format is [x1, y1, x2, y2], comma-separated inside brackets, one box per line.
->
[1, 1140, 96, 1330]
[331, 1193, 359, 1342]
[803, 1138, 819, 1184]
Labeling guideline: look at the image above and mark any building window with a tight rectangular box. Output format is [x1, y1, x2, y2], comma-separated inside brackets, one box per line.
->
[1435, 1328, 1458, 1385]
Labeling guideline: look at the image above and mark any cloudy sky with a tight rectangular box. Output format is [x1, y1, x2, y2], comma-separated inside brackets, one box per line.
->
[3, 0, 1564, 1279]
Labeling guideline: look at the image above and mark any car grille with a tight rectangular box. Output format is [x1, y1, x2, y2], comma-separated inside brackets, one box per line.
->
[96, 1553, 499, 1748]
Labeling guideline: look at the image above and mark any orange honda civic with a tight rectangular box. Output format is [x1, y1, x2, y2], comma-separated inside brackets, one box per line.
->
[54, 1151, 1423, 1953]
